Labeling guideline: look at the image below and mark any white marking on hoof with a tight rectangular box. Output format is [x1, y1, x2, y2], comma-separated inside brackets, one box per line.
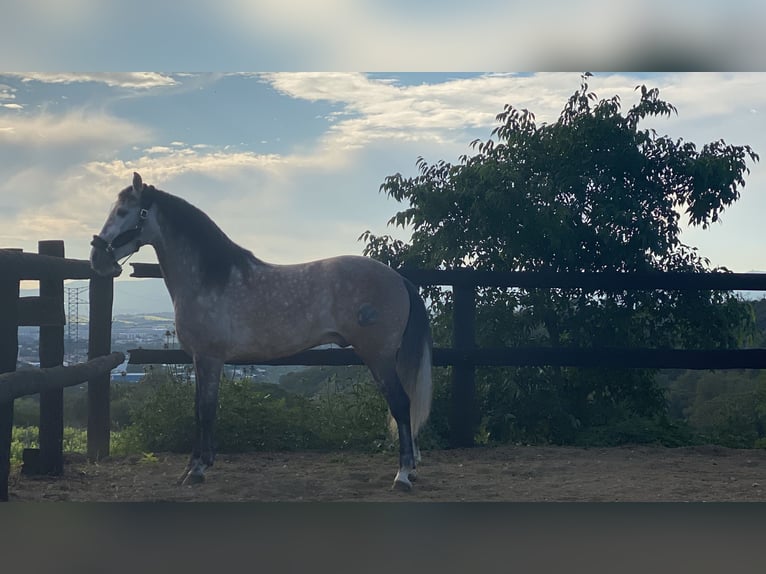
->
[178, 461, 207, 486]
[393, 469, 413, 491]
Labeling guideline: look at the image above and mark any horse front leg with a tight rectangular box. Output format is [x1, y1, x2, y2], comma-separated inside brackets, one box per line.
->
[179, 355, 223, 486]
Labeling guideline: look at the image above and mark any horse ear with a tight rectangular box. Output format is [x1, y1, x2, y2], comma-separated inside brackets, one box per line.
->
[132, 172, 143, 194]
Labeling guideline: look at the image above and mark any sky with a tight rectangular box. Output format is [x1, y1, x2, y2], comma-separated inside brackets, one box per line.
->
[2, 72, 766, 313]
[2, 1, 764, 70]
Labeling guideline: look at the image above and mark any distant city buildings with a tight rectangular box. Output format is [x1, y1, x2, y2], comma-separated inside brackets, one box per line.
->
[17, 313, 177, 381]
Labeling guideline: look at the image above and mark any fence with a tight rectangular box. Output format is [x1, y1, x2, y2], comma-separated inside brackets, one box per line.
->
[0, 243, 116, 501]
[128, 262, 766, 448]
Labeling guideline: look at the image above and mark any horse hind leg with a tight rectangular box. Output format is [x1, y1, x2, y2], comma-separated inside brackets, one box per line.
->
[376, 368, 417, 491]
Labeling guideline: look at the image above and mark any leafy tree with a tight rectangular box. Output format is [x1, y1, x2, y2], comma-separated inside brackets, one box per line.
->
[362, 74, 759, 445]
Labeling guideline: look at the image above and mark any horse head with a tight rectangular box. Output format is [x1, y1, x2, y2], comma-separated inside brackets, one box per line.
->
[90, 172, 155, 277]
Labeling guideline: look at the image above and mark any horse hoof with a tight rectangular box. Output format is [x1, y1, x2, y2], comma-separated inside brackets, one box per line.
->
[179, 470, 206, 486]
[392, 477, 413, 492]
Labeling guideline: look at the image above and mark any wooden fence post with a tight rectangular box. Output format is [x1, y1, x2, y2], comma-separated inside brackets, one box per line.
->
[450, 284, 478, 448]
[87, 275, 113, 461]
[37, 240, 65, 475]
[0, 252, 20, 501]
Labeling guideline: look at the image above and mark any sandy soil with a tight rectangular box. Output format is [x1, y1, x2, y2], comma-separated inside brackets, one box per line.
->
[8, 444, 766, 502]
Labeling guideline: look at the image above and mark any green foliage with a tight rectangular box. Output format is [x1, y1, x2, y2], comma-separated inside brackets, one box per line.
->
[12, 397, 40, 427]
[12, 379, 154, 431]
[415, 367, 452, 450]
[10, 427, 36, 464]
[362, 74, 759, 445]
[120, 371, 391, 454]
[309, 374, 390, 450]
[574, 413, 700, 448]
[751, 298, 766, 347]
[123, 374, 195, 453]
[663, 368, 766, 448]
[279, 365, 371, 396]
[10, 426, 90, 465]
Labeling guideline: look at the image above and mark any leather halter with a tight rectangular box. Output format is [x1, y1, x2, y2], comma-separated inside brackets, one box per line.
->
[91, 189, 154, 255]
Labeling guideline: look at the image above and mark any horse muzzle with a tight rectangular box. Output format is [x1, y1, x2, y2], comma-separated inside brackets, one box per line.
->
[90, 236, 123, 277]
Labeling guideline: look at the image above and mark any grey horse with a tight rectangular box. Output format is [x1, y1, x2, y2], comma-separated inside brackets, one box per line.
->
[90, 173, 432, 490]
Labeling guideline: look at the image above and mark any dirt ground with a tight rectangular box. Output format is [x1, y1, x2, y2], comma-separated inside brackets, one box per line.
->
[8, 444, 766, 502]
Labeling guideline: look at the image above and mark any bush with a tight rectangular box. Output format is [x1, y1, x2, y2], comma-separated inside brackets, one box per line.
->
[17, 363, 766, 458]
[664, 369, 766, 448]
[124, 375, 195, 453]
[216, 378, 320, 451]
[12, 398, 40, 427]
[12, 379, 152, 431]
[310, 374, 389, 450]
[122, 372, 392, 454]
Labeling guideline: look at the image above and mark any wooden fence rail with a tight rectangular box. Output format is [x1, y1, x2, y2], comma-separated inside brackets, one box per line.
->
[0, 249, 93, 280]
[129, 262, 766, 447]
[0, 353, 125, 404]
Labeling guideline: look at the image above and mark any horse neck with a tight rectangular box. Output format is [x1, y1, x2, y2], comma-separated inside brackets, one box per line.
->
[146, 191, 259, 300]
[149, 211, 208, 301]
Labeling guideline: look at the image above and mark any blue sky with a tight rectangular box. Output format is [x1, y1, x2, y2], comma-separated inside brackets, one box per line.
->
[2, 72, 766, 312]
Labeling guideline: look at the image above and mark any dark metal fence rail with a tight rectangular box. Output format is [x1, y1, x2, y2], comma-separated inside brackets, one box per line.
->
[130, 262, 766, 291]
[127, 346, 766, 371]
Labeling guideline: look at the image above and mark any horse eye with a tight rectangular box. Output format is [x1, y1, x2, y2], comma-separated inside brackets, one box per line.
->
[116, 208, 128, 217]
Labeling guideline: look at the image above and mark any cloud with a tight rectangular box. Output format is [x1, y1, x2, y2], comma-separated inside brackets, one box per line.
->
[6, 72, 178, 89]
[641, 73, 766, 120]
[0, 109, 152, 149]
[144, 146, 174, 155]
[0, 84, 16, 100]
[0, 108, 155, 252]
[261, 73, 532, 150]
[258, 72, 662, 156]
[263, 72, 766, 157]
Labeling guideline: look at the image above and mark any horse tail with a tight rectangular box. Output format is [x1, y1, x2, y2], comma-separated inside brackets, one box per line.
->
[395, 277, 433, 439]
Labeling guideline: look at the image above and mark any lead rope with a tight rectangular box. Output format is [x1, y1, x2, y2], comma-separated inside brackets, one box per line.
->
[117, 249, 138, 271]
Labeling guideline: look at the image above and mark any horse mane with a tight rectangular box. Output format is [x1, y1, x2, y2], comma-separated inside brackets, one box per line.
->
[142, 185, 262, 287]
